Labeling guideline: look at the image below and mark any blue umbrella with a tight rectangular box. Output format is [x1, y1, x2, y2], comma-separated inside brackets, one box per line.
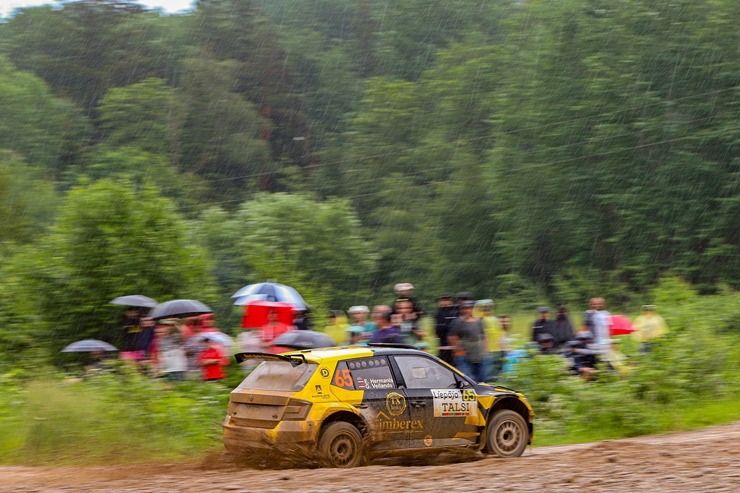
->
[231, 282, 307, 310]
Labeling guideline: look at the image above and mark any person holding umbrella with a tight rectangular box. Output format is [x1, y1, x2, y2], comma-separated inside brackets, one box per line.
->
[262, 308, 294, 354]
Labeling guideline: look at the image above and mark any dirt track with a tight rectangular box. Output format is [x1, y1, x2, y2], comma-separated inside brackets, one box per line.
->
[3, 422, 739, 492]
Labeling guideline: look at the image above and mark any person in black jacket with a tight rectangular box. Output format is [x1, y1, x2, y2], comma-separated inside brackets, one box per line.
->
[531, 306, 556, 343]
[434, 293, 457, 365]
[551, 305, 575, 349]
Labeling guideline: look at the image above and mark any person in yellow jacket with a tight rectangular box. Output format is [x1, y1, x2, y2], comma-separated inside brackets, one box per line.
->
[475, 299, 503, 379]
[632, 305, 668, 351]
[323, 310, 350, 345]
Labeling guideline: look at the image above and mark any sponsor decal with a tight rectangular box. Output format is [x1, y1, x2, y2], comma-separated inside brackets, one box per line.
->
[424, 435, 433, 447]
[386, 392, 406, 416]
[377, 417, 424, 431]
[364, 377, 395, 390]
[320, 367, 330, 378]
[375, 393, 422, 432]
[311, 384, 332, 400]
[431, 389, 477, 417]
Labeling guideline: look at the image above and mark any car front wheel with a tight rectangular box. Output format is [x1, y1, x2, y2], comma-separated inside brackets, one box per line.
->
[318, 421, 365, 468]
[486, 409, 529, 458]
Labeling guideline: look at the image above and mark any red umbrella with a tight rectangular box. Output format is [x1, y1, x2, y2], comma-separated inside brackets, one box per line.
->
[241, 300, 296, 329]
[610, 315, 636, 335]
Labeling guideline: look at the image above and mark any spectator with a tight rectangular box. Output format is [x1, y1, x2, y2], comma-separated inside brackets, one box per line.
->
[347, 306, 376, 345]
[632, 305, 669, 351]
[434, 293, 457, 365]
[120, 309, 152, 362]
[262, 308, 294, 353]
[197, 313, 219, 334]
[583, 298, 597, 332]
[393, 282, 424, 318]
[394, 298, 426, 345]
[536, 333, 558, 355]
[197, 336, 229, 381]
[592, 297, 612, 348]
[563, 331, 598, 380]
[456, 291, 472, 307]
[499, 315, 514, 352]
[179, 316, 197, 339]
[531, 307, 556, 343]
[449, 300, 488, 382]
[602, 339, 630, 377]
[551, 305, 575, 349]
[369, 306, 404, 344]
[236, 328, 263, 372]
[324, 310, 350, 345]
[476, 299, 502, 378]
[157, 322, 187, 382]
[293, 309, 312, 331]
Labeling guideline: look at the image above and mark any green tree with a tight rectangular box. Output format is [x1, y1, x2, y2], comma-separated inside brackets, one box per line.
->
[0, 151, 58, 249]
[97, 78, 185, 157]
[26, 179, 215, 352]
[235, 193, 377, 310]
[0, 56, 90, 173]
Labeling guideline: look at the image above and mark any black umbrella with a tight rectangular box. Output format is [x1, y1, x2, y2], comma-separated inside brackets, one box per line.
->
[271, 330, 335, 350]
[148, 299, 212, 320]
[110, 295, 158, 308]
[61, 339, 119, 353]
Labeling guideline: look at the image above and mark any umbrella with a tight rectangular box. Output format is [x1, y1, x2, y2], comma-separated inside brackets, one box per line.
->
[610, 315, 636, 336]
[61, 339, 118, 353]
[240, 300, 296, 328]
[148, 299, 212, 320]
[232, 294, 269, 305]
[270, 330, 335, 350]
[232, 282, 307, 310]
[191, 331, 234, 349]
[109, 295, 158, 308]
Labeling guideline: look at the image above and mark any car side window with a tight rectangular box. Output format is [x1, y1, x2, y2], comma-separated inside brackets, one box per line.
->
[394, 355, 457, 389]
[333, 357, 395, 390]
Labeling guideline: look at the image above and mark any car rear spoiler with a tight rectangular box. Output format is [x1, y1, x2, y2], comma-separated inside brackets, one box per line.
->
[234, 352, 307, 366]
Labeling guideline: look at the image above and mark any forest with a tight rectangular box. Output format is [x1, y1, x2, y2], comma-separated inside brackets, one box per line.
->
[0, 0, 737, 361]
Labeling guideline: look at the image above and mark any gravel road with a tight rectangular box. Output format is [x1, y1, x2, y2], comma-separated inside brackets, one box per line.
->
[3, 422, 739, 492]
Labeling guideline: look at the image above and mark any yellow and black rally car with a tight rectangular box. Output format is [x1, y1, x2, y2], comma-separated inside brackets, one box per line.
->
[224, 345, 534, 467]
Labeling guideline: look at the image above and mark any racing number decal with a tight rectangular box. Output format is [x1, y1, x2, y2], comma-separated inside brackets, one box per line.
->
[334, 369, 354, 388]
[331, 361, 355, 390]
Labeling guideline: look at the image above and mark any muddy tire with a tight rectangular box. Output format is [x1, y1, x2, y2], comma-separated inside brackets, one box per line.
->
[318, 421, 365, 468]
[485, 409, 529, 458]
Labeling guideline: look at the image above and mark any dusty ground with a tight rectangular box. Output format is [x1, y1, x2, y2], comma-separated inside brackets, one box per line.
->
[2, 422, 739, 492]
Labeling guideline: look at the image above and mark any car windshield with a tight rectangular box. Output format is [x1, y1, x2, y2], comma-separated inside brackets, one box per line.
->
[237, 361, 317, 391]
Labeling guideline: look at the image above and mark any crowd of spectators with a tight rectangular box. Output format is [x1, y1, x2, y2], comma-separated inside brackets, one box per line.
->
[111, 284, 668, 384]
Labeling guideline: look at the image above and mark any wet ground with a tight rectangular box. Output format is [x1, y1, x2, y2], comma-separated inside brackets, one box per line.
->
[2, 422, 739, 492]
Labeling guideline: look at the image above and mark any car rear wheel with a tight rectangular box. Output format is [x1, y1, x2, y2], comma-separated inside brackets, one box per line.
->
[318, 421, 365, 468]
[486, 409, 529, 457]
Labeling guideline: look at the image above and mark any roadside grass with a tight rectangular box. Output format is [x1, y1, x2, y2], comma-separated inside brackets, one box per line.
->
[0, 366, 227, 465]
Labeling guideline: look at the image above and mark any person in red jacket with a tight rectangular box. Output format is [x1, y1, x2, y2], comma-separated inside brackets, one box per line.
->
[197, 336, 228, 381]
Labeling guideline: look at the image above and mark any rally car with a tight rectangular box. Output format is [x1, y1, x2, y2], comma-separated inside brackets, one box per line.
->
[223, 345, 534, 467]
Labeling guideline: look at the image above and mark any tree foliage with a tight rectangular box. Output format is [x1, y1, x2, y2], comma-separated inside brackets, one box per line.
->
[0, 0, 737, 363]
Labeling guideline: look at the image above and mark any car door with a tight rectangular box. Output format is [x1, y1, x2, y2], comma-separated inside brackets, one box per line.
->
[332, 356, 410, 451]
[392, 354, 480, 449]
